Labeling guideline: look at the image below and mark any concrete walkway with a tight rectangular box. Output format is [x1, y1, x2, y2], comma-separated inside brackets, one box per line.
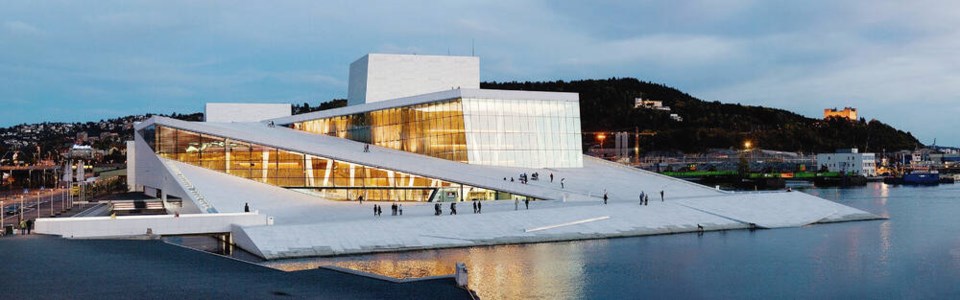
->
[168, 157, 884, 260]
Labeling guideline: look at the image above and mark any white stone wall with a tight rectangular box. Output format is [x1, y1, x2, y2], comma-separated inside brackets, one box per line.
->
[348, 54, 480, 106]
[133, 129, 197, 213]
[126, 140, 137, 192]
[34, 212, 268, 238]
[205, 103, 291, 122]
[816, 153, 877, 176]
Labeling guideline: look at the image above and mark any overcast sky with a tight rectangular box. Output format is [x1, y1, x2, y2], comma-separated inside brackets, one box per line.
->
[2, 1, 958, 145]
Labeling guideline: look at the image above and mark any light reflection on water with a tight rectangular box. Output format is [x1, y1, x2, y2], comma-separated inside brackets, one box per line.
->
[265, 183, 960, 299]
[265, 242, 594, 299]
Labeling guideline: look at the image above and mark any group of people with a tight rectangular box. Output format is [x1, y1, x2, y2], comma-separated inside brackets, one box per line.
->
[374, 203, 403, 216]
[503, 172, 565, 189]
[16, 219, 34, 235]
[515, 198, 529, 210]
[636, 190, 665, 206]
[597, 190, 667, 205]
[472, 200, 482, 214]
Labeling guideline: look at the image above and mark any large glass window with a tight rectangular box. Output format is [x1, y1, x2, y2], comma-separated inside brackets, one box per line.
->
[294, 99, 468, 163]
[149, 125, 533, 202]
[460, 98, 583, 168]
[290, 97, 583, 168]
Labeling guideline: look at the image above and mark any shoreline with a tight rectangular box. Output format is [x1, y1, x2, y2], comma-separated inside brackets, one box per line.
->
[260, 213, 887, 260]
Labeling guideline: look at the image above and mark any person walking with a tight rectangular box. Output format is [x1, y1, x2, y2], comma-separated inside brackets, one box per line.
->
[26, 219, 33, 234]
[399, 204, 403, 216]
[603, 192, 608, 205]
[514, 198, 519, 210]
[473, 201, 478, 214]
[550, 173, 554, 183]
[19, 219, 26, 235]
[358, 195, 364, 205]
[660, 190, 664, 202]
[644, 194, 649, 206]
[244, 202, 250, 212]
[524, 198, 530, 210]
[639, 191, 645, 205]
[477, 201, 482, 214]
[450, 202, 457, 215]
[373, 204, 378, 217]
[560, 178, 565, 189]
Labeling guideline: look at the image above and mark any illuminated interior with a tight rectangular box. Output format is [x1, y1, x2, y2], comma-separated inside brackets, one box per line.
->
[141, 125, 533, 202]
[290, 97, 583, 168]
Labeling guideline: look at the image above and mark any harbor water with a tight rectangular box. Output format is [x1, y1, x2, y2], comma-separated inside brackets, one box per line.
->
[265, 182, 960, 299]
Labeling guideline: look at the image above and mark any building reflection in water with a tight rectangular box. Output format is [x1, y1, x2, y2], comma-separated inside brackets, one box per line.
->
[264, 241, 593, 299]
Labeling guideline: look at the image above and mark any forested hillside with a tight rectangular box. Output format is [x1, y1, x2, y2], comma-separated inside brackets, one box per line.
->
[483, 78, 920, 153]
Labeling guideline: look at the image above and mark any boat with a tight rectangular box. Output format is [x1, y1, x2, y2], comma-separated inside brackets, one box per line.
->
[885, 170, 940, 185]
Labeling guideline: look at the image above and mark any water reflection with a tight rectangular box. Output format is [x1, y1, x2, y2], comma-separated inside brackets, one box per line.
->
[260, 183, 960, 299]
[266, 242, 591, 299]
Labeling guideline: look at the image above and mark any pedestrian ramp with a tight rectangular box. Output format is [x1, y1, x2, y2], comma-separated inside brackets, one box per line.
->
[673, 191, 842, 228]
[35, 212, 269, 238]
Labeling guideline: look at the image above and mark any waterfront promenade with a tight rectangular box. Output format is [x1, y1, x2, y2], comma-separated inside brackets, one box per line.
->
[0, 235, 471, 299]
[159, 157, 882, 259]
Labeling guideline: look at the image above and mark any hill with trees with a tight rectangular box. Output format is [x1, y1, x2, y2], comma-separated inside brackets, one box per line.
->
[482, 78, 920, 153]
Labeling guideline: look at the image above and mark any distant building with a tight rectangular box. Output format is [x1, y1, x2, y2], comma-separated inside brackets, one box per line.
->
[669, 113, 683, 122]
[816, 148, 876, 176]
[635, 99, 671, 111]
[824, 107, 857, 120]
[65, 144, 101, 159]
[99, 132, 119, 140]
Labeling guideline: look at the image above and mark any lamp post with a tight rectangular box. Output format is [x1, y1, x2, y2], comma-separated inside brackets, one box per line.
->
[597, 133, 607, 158]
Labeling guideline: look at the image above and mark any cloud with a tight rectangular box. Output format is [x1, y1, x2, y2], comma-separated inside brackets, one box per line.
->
[0, 1, 958, 146]
[3, 21, 44, 36]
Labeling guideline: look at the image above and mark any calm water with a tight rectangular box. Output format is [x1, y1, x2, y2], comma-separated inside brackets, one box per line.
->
[265, 183, 960, 299]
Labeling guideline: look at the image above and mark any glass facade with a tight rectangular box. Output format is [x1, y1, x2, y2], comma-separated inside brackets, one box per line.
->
[149, 125, 531, 202]
[461, 98, 582, 168]
[293, 99, 467, 163]
[291, 97, 583, 168]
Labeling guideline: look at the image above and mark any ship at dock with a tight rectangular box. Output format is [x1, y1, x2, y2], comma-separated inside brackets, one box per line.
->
[883, 170, 948, 185]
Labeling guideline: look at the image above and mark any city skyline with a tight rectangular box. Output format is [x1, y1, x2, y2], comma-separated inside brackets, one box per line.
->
[2, 1, 957, 145]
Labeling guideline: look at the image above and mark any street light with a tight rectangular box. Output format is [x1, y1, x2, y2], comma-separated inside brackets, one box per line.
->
[597, 133, 607, 157]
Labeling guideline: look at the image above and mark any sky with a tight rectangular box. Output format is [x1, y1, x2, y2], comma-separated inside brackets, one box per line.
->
[1, 1, 958, 146]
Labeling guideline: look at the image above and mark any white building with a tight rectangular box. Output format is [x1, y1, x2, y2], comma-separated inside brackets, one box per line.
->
[98, 53, 883, 259]
[348, 53, 480, 106]
[634, 99, 670, 111]
[816, 148, 877, 176]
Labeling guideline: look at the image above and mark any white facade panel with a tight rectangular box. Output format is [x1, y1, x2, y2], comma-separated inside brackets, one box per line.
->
[126, 140, 137, 192]
[348, 54, 480, 106]
[461, 97, 583, 168]
[205, 103, 292, 122]
[816, 152, 877, 176]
